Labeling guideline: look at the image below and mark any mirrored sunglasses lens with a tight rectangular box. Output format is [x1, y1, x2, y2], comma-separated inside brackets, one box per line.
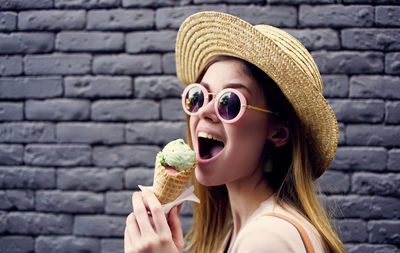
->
[185, 87, 204, 113]
[218, 92, 241, 120]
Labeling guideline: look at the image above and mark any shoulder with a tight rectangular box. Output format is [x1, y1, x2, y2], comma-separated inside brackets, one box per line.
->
[232, 215, 307, 253]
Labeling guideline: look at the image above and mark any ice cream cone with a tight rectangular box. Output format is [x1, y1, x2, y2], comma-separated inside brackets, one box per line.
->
[152, 153, 196, 204]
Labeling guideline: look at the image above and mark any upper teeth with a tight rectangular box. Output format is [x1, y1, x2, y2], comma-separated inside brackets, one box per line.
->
[198, 131, 222, 142]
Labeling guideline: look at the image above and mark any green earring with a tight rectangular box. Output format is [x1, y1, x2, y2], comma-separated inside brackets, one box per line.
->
[263, 157, 273, 173]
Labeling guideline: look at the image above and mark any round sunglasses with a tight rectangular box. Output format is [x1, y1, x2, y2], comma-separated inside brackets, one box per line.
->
[181, 83, 277, 123]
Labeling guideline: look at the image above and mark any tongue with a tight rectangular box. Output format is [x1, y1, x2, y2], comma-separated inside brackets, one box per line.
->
[210, 145, 223, 157]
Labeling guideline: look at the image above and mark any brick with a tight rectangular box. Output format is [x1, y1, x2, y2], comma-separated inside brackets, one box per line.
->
[181, 216, 193, 235]
[93, 54, 161, 75]
[26, 99, 90, 121]
[0, 33, 53, 54]
[338, 123, 345, 145]
[196, 0, 262, 3]
[162, 52, 176, 74]
[18, 10, 85, 31]
[328, 99, 384, 123]
[74, 215, 125, 237]
[58, 168, 124, 191]
[0, 11, 19, 32]
[56, 32, 124, 52]
[0, 77, 62, 99]
[101, 239, 123, 253]
[55, 0, 119, 8]
[181, 200, 194, 216]
[125, 168, 154, 189]
[346, 125, 400, 147]
[0, 122, 55, 143]
[24, 144, 91, 166]
[0, 56, 22, 76]
[322, 75, 348, 98]
[317, 170, 350, 194]
[348, 244, 400, 253]
[342, 29, 400, 51]
[0, 190, 35, 210]
[126, 121, 186, 145]
[299, 5, 373, 27]
[93, 145, 159, 167]
[126, 30, 177, 53]
[87, 9, 154, 30]
[0, 211, 6, 233]
[0, 144, 23, 165]
[352, 172, 400, 196]
[65, 76, 132, 98]
[326, 195, 400, 219]
[350, 75, 400, 99]
[312, 51, 384, 74]
[285, 29, 339, 51]
[156, 5, 227, 29]
[36, 236, 100, 253]
[388, 149, 400, 171]
[330, 147, 387, 171]
[36, 191, 104, 213]
[92, 100, 160, 121]
[376, 6, 400, 27]
[134, 75, 182, 98]
[7, 212, 72, 235]
[123, 0, 190, 7]
[0, 102, 22, 120]
[228, 5, 297, 27]
[25, 54, 91, 75]
[57, 123, 124, 144]
[385, 52, 400, 74]
[105, 191, 132, 214]
[0, 236, 34, 253]
[269, 0, 334, 2]
[368, 220, 400, 244]
[343, 0, 397, 3]
[0, 166, 55, 189]
[0, 0, 52, 9]
[161, 98, 186, 120]
[386, 102, 400, 124]
[336, 219, 368, 243]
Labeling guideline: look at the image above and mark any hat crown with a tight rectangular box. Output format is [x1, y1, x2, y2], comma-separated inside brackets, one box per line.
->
[254, 25, 323, 94]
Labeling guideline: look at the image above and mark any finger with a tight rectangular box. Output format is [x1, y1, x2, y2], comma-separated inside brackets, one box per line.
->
[132, 192, 154, 235]
[125, 212, 140, 247]
[143, 190, 170, 236]
[168, 206, 184, 251]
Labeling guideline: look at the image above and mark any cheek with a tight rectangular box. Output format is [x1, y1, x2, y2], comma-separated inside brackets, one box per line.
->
[228, 116, 269, 161]
[189, 116, 198, 145]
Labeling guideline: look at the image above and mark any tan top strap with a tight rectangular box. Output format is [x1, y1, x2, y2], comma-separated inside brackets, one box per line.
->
[264, 213, 316, 253]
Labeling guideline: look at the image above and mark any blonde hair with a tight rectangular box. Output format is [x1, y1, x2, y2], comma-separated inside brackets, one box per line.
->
[184, 56, 346, 253]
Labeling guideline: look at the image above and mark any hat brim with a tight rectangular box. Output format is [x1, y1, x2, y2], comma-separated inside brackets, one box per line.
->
[175, 11, 338, 178]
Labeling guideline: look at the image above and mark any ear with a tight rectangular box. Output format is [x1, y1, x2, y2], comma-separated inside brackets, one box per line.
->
[269, 124, 290, 148]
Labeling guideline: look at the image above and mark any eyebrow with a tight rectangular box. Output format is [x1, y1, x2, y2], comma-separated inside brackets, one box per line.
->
[199, 81, 251, 94]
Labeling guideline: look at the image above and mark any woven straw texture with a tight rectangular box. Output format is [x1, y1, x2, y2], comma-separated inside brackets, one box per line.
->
[175, 11, 338, 178]
[152, 153, 195, 204]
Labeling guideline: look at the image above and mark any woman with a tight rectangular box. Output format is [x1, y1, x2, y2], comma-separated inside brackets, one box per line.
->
[125, 11, 346, 253]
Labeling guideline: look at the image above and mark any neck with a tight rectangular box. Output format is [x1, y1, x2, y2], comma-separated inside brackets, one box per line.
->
[226, 165, 274, 238]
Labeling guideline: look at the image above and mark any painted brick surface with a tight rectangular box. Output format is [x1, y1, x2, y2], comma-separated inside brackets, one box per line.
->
[0, 1, 399, 252]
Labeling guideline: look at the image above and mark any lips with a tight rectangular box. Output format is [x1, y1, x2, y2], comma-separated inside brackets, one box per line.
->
[197, 131, 225, 160]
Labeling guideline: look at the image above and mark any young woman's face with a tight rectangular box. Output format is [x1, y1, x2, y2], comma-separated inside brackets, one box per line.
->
[189, 59, 279, 186]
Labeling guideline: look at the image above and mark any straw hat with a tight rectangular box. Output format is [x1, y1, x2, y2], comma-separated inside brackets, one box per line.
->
[175, 11, 338, 178]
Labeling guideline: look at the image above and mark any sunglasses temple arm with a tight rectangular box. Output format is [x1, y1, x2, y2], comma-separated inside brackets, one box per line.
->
[244, 105, 276, 115]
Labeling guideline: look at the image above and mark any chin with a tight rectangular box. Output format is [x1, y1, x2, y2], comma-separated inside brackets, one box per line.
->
[194, 167, 224, 187]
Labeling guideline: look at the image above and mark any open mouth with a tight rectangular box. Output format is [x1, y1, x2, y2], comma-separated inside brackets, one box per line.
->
[198, 132, 225, 160]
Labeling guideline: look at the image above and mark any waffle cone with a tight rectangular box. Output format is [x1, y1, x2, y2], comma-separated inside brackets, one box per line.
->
[152, 154, 196, 204]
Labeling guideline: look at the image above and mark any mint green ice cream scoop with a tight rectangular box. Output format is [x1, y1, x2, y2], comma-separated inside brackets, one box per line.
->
[157, 139, 195, 171]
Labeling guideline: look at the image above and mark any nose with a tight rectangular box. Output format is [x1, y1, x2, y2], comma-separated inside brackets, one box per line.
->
[198, 93, 219, 123]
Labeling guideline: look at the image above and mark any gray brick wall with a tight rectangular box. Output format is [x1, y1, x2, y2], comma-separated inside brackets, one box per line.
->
[0, 0, 399, 252]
